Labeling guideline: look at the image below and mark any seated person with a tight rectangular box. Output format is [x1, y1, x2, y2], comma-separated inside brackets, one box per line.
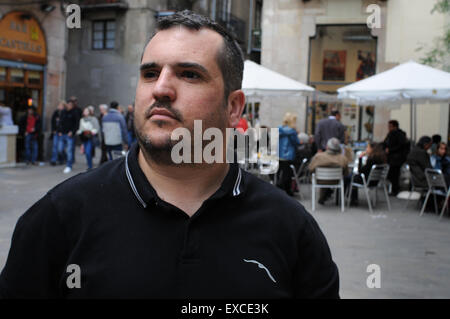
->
[349, 142, 387, 205]
[309, 138, 349, 205]
[294, 133, 313, 168]
[406, 136, 432, 189]
[431, 142, 450, 187]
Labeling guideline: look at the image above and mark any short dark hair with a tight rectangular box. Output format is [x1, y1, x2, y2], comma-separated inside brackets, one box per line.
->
[417, 136, 432, 149]
[150, 10, 244, 100]
[388, 120, 399, 128]
[110, 101, 119, 109]
[432, 134, 442, 144]
[330, 109, 340, 117]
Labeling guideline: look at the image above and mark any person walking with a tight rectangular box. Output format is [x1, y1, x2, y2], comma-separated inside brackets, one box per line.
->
[50, 101, 66, 166]
[125, 103, 136, 146]
[314, 109, 346, 152]
[77, 107, 101, 170]
[98, 104, 109, 165]
[383, 120, 409, 195]
[19, 106, 41, 165]
[277, 112, 300, 196]
[102, 101, 128, 160]
[58, 100, 80, 174]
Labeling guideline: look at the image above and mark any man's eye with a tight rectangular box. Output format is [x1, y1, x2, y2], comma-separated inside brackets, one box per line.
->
[181, 71, 200, 79]
[143, 71, 158, 79]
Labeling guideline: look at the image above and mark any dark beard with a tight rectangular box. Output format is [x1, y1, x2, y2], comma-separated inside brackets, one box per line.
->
[135, 126, 180, 166]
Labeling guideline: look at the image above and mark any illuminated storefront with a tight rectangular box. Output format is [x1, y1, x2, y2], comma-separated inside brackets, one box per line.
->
[0, 11, 47, 161]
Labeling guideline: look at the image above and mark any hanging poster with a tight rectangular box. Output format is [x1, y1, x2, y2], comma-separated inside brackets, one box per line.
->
[356, 50, 376, 81]
[322, 50, 346, 81]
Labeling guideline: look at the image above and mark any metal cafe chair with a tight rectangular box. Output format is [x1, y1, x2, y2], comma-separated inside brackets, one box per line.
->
[346, 164, 391, 214]
[290, 158, 309, 199]
[311, 167, 345, 213]
[439, 188, 450, 219]
[404, 164, 428, 210]
[420, 169, 448, 217]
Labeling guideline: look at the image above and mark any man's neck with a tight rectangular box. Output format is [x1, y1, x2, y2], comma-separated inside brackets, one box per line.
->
[138, 149, 229, 217]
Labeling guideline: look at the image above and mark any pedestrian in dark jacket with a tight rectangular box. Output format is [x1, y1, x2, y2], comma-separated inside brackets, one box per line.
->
[383, 120, 409, 195]
[58, 100, 80, 173]
[314, 109, 346, 151]
[50, 101, 66, 165]
[406, 136, 432, 188]
[125, 103, 136, 146]
[19, 106, 41, 165]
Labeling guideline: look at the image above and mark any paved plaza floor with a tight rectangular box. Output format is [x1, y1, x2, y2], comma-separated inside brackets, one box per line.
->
[1, 149, 450, 298]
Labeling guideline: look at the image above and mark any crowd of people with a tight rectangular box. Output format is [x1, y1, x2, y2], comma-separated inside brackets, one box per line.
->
[276, 110, 450, 211]
[19, 97, 135, 173]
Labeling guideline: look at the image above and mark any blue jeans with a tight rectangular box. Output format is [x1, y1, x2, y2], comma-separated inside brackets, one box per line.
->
[106, 144, 123, 161]
[83, 139, 93, 169]
[24, 134, 38, 163]
[127, 131, 136, 147]
[58, 134, 74, 168]
[51, 134, 62, 164]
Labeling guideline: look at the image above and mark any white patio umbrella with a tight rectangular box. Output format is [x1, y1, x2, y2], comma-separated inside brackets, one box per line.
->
[242, 60, 315, 97]
[242, 60, 316, 128]
[337, 61, 450, 140]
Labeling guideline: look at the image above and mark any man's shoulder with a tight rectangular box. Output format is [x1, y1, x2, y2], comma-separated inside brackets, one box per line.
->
[241, 170, 312, 223]
[48, 159, 126, 205]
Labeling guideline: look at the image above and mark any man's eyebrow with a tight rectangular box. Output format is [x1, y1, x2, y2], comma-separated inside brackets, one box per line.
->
[140, 62, 158, 71]
[176, 62, 209, 75]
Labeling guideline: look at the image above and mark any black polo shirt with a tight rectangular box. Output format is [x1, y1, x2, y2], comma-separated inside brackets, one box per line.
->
[0, 142, 339, 299]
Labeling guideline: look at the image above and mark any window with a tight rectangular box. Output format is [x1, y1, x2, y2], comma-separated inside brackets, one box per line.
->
[92, 20, 116, 50]
[10, 68, 24, 83]
[27, 71, 41, 86]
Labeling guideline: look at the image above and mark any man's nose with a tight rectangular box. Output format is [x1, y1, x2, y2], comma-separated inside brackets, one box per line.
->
[152, 68, 176, 102]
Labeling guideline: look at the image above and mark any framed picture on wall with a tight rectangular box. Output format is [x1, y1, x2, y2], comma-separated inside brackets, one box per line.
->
[356, 50, 376, 81]
[322, 50, 346, 81]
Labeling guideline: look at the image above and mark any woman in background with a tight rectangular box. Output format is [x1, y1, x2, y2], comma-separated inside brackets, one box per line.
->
[277, 112, 300, 196]
[431, 142, 450, 186]
[77, 107, 100, 170]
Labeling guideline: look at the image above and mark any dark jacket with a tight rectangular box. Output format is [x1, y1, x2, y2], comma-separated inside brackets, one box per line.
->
[357, 155, 387, 186]
[58, 108, 80, 135]
[383, 128, 409, 166]
[51, 109, 63, 133]
[407, 146, 432, 188]
[18, 113, 41, 138]
[125, 111, 134, 133]
[314, 117, 346, 151]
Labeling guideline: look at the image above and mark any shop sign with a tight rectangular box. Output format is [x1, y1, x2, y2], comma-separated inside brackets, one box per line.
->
[0, 11, 47, 65]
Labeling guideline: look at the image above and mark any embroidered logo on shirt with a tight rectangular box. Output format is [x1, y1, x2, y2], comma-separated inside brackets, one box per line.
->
[243, 259, 277, 283]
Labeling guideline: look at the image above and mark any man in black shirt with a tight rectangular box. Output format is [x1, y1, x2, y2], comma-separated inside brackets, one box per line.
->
[383, 120, 409, 195]
[0, 10, 339, 299]
[58, 100, 80, 174]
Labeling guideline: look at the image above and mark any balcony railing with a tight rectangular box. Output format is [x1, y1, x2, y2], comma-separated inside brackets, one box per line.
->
[77, 0, 128, 10]
[215, 11, 246, 44]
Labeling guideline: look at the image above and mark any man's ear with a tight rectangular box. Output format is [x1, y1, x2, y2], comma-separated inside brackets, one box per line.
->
[227, 90, 246, 128]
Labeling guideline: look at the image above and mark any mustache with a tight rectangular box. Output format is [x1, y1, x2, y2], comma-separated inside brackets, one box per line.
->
[144, 100, 183, 122]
